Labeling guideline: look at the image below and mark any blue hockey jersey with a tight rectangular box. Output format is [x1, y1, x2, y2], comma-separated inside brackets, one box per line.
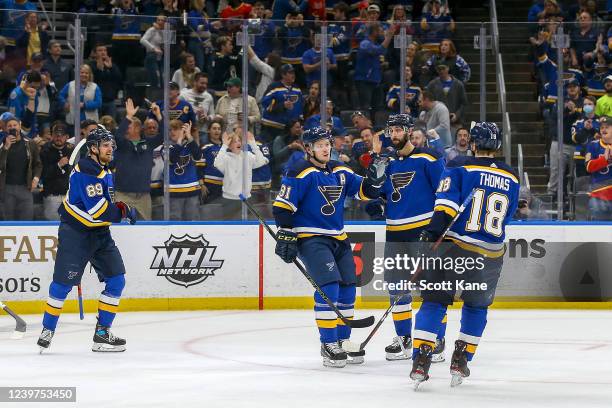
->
[381, 147, 445, 232]
[168, 140, 202, 197]
[430, 156, 520, 258]
[273, 159, 376, 240]
[252, 141, 272, 190]
[59, 156, 122, 229]
[261, 83, 303, 129]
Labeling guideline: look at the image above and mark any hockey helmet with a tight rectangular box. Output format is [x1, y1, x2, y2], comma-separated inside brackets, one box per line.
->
[301, 127, 333, 146]
[470, 121, 502, 151]
[386, 113, 414, 130]
[86, 125, 115, 151]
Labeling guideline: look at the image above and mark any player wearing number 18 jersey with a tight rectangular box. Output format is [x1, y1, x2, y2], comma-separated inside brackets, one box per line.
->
[410, 122, 520, 388]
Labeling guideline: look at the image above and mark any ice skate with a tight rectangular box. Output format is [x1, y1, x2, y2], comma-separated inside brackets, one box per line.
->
[431, 338, 446, 363]
[92, 323, 126, 352]
[385, 335, 412, 361]
[339, 340, 365, 364]
[37, 328, 55, 354]
[450, 340, 470, 387]
[321, 342, 347, 368]
[410, 343, 433, 390]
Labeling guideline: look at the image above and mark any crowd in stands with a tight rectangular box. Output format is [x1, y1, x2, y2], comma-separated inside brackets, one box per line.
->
[529, 0, 612, 220]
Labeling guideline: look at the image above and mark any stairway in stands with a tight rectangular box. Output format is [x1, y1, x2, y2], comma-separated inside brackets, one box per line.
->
[454, 1, 547, 193]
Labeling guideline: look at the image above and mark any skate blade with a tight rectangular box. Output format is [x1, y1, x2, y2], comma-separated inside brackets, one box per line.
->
[92, 343, 126, 352]
[346, 355, 364, 365]
[386, 352, 411, 361]
[413, 379, 426, 391]
[450, 373, 464, 387]
[39, 347, 47, 354]
[11, 331, 25, 340]
[431, 353, 445, 363]
[322, 358, 346, 368]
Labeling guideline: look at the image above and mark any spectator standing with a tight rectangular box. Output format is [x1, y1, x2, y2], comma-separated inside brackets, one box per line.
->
[301, 34, 337, 88]
[272, 119, 303, 176]
[209, 36, 241, 98]
[111, 0, 142, 78]
[214, 77, 260, 134]
[251, 2, 276, 62]
[425, 39, 471, 83]
[90, 44, 122, 120]
[43, 40, 73, 92]
[572, 96, 600, 179]
[172, 53, 201, 90]
[113, 99, 163, 220]
[168, 120, 202, 220]
[420, 0, 456, 52]
[180, 72, 215, 143]
[328, 2, 351, 109]
[410, 128, 428, 148]
[8, 70, 39, 135]
[247, 45, 280, 103]
[386, 65, 422, 118]
[39, 121, 71, 220]
[0, 116, 41, 220]
[595, 75, 612, 117]
[261, 64, 304, 142]
[354, 23, 394, 112]
[58, 64, 102, 127]
[0, 0, 37, 47]
[302, 81, 320, 120]
[277, 11, 311, 87]
[220, 0, 252, 19]
[149, 82, 197, 139]
[214, 127, 268, 218]
[419, 90, 451, 147]
[140, 15, 166, 88]
[585, 115, 612, 220]
[426, 62, 469, 131]
[186, 0, 213, 72]
[271, 0, 307, 21]
[570, 11, 599, 68]
[304, 100, 346, 136]
[445, 127, 472, 162]
[16, 12, 49, 66]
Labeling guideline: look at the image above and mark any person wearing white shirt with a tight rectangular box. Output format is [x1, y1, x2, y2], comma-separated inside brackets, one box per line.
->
[171, 53, 201, 90]
[180, 72, 215, 144]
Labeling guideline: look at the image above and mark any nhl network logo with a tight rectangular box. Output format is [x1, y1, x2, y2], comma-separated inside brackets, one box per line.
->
[150, 234, 224, 287]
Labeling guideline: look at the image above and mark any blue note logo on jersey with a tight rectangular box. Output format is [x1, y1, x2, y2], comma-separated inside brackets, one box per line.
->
[174, 154, 192, 176]
[390, 171, 416, 202]
[150, 234, 225, 288]
[318, 185, 343, 215]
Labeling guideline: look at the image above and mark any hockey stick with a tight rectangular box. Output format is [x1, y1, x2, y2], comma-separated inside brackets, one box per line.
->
[0, 300, 27, 339]
[239, 194, 375, 329]
[77, 284, 84, 320]
[348, 188, 477, 353]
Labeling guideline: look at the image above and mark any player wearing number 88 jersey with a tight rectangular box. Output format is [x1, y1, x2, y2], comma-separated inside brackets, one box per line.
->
[410, 122, 520, 387]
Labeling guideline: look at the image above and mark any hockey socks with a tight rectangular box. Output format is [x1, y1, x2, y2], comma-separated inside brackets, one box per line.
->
[314, 283, 340, 343]
[390, 295, 412, 337]
[459, 304, 488, 361]
[42, 281, 72, 331]
[337, 284, 355, 341]
[97, 275, 125, 327]
[412, 301, 447, 359]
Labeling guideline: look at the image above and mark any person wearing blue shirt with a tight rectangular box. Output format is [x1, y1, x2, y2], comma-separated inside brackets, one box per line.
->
[304, 100, 346, 137]
[8, 70, 39, 135]
[261, 64, 304, 142]
[301, 39, 337, 88]
[271, 0, 307, 20]
[0, 0, 37, 46]
[354, 24, 394, 112]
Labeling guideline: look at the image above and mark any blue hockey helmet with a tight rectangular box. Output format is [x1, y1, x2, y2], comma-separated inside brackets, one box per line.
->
[470, 121, 502, 151]
[386, 113, 414, 130]
[86, 125, 115, 150]
[301, 126, 333, 146]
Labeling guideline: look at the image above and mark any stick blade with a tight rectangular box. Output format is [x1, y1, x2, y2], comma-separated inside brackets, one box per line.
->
[10, 330, 25, 340]
[340, 340, 361, 353]
[347, 315, 375, 328]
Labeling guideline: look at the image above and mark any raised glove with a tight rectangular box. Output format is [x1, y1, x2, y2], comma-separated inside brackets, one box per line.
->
[365, 155, 389, 188]
[275, 228, 298, 263]
[116, 201, 137, 225]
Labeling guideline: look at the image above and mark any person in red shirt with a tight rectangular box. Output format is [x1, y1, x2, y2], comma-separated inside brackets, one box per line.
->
[220, 0, 253, 20]
[307, 0, 326, 20]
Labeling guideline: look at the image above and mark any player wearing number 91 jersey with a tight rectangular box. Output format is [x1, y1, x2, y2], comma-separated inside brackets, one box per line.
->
[409, 122, 519, 388]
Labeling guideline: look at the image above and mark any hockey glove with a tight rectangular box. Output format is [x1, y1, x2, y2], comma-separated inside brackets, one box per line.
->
[365, 199, 385, 220]
[365, 155, 389, 188]
[275, 228, 298, 263]
[418, 230, 437, 243]
[116, 201, 137, 225]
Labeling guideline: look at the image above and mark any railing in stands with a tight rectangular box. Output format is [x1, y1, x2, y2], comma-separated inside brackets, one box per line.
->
[517, 143, 525, 186]
[36, 0, 55, 33]
[490, 0, 512, 167]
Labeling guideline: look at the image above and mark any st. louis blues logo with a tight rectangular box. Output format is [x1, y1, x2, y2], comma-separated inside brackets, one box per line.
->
[390, 171, 415, 202]
[318, 185, 343, 215]
[174, 154, 191, 176]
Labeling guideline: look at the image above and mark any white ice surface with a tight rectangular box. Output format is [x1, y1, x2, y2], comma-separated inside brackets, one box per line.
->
[1, 309, 611, 408]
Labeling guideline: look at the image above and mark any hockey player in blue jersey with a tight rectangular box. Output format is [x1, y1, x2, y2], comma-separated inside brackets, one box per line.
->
[409, 122, 519, 388]
[273, 126, 388, 368]
[374, 114, 448, 362]
[37, 126, 137, 353]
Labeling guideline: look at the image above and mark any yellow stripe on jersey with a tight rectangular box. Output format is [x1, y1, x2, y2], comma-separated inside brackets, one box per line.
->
[316, 319, 337, 329]
[413, 338, 436, 349]
[169, 186, 201, 193]
[204, 178, 223, 185]
[392, 311, 412, 321]
[434, 204, 458, 218]
[386, 219, 430, 231]
[45, 304, 62, 316]
[296, 167, 318, 179]
[411, 153, 437, 162]
[447, 237, 505, 258]
[92, 200, 109, 219]
[464, 165, 519, 183]
[298, 232, 348, 241]
[441, 314, 448, 324]
[358, 182, 368, 200]
[332, 165, 354, 174]
[273, 201, 294, 211]
[63, 200, 111, 228]
[465, 343, 478, 354]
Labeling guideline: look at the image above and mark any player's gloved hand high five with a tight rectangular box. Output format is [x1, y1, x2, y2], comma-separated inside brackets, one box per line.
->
[275, 228, 298, 263]
[365, 155, 389, 188]
[116, 201, 137, 225]
[418, 229, 437, 243]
